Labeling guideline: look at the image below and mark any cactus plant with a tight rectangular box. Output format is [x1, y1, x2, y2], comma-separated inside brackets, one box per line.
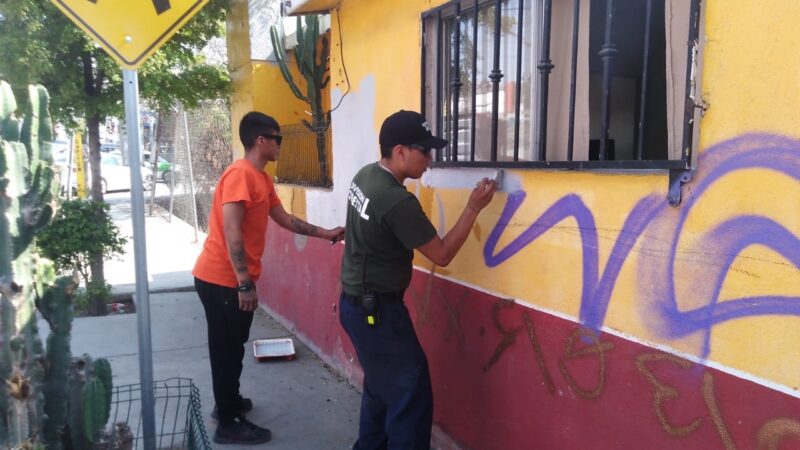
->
[270, 15, 331, 186]
[81, 377, 107, 442]
[0, 80, 113, 450]
[0, 80, 56, 448]
[38, 275, 75, 448]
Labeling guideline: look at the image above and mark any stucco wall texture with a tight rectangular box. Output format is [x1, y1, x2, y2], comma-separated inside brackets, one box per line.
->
[228, 0, 800, 448]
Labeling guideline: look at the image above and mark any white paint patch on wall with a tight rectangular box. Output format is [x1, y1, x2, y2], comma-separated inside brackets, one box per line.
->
[306, 76, 378, 228]
[421, 167, 521, 192]
[248, 0, 280, 61]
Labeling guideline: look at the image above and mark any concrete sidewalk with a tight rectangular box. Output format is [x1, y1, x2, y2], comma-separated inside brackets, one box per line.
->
[61, 194, 361, 449]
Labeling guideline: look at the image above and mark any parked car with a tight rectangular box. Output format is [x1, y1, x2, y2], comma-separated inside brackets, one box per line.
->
[55, 151, 152, 195]
[143, 151, 179, 183]
[100, 143, 120, 153]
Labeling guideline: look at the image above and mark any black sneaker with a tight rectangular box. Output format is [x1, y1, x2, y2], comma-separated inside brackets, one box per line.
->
[213, 417, 272, 445]
[211, 396, 254, 420]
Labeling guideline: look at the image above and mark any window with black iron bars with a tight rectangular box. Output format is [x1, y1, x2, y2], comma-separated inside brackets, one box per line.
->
[421, 0, 703, 170]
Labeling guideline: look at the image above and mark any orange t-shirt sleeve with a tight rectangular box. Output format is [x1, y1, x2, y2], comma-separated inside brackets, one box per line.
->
[220, 167, 252, 206]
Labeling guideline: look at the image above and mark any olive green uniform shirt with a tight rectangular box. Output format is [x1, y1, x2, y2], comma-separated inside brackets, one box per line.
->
[340, 162, 437, 295]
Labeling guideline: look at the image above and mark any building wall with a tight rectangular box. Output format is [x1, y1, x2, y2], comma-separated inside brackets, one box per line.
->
[229, 0, 800, 448]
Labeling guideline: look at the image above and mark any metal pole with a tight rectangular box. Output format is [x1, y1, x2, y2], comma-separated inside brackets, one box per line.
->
[168, 113, 177, 223]
[148, 118, 159, 216]
[167, 160, 176, 222]
[182, 110, 199, 242]
[122, 69, 156, 450]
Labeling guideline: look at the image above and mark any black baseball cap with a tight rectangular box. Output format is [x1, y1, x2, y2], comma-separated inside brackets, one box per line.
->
[379, 110, 448, 150]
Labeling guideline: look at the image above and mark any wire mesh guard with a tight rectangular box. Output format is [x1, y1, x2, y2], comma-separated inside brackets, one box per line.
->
[107, 378, 211, 450]
[274, 121, 332, 188]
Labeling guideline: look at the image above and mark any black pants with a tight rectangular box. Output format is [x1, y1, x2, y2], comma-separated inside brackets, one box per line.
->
[339, 291, 433, 450]
[195, 277, 254, 424]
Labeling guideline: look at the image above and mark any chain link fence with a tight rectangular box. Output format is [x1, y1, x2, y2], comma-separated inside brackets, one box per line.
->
[149, 101, 232, 234]
[147, 107, 333, 235]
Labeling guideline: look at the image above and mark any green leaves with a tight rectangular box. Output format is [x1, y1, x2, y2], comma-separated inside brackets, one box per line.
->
[0, 0, 230, 129]
[36, 199, 127, 287]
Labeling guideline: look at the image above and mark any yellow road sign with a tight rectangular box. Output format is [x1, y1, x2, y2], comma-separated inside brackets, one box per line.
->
[51, 0, 209, 70]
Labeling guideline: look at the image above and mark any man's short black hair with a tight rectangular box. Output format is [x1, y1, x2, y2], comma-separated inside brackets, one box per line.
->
[239, 111, 280, 149]
[380, 145, 394, 158]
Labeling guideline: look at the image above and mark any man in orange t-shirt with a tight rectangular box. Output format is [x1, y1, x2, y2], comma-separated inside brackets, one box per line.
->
[193, 111, 344, 445]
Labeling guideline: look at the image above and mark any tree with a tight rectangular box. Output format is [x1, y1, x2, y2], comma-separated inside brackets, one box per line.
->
[0, 0, 231, 313]
[37, 199, 126, 315]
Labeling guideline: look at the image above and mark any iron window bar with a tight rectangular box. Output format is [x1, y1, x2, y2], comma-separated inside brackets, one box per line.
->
[489, 0, 503, 162]
[537, 0, 555, 161]
[421, 15, 428, 142]
[436, 9, 444, 161]
[566, 0, 581, 162]
[422, 0, 699, 173]
[432, 159, 689, 170]
[451, 1, 463, 161]
[512, 0, 526, 162]
[598, 0, 618, 162]
[635, 0, 654, 160]
[471, 0, 479, 161]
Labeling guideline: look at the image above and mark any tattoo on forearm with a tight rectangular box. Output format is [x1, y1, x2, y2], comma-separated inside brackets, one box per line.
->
[290, 217, 319, 236]
[229, 240, 248, 276]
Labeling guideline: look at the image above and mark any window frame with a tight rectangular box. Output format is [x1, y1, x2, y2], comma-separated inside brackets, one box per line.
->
[420, 0, 703, 171]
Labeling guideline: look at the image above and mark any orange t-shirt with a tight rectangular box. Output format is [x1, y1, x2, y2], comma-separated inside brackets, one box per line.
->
[193, 159, 282, 287]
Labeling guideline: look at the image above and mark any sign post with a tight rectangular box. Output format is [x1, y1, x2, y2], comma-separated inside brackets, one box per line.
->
[122, 69, 157, 448]
[49, 1, 209, 448]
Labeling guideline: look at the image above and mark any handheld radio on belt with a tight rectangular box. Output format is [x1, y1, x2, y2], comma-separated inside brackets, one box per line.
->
[361, 253, 379, 326]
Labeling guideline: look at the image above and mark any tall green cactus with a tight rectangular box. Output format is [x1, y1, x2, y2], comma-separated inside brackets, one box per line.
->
[0, 80, 113, 450]
[62, 355, 112, 448]
[38, 276, 75, 448]
[0, 80, 55, 448]
[270, 15, 331, 186]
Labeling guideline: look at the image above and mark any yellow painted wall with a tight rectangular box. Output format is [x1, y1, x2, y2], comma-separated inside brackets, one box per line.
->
[329, 0, 446, 137]
[700, 0, 800, 148]
[331, 0, 800, 390]
[230, 0, 800, 392]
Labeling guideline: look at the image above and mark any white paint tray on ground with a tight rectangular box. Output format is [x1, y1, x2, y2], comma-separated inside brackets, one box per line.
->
[253, 337, 296, 361]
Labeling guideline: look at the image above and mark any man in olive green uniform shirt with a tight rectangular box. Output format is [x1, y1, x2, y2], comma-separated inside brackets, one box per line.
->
[339, 110, 497, 450]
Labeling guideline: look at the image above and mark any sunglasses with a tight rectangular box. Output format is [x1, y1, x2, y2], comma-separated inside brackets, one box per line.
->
[406, 144, 431, 155]
[260, 134, 283, 145]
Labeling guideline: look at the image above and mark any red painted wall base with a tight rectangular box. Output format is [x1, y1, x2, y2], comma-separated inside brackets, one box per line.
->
[260, 226, 800, 449]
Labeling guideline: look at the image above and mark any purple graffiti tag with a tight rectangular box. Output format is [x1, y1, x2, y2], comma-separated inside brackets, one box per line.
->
[580, 194, 664, 331]
[485, 133, 800, 360]
[484, 191, 664, 332]
[484, 192, 598, 320]
[683, 216, 800, 358]
[643, 134, 800, 357]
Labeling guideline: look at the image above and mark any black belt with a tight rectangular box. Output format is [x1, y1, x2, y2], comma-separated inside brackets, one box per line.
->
[344, 291, 404, 304]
